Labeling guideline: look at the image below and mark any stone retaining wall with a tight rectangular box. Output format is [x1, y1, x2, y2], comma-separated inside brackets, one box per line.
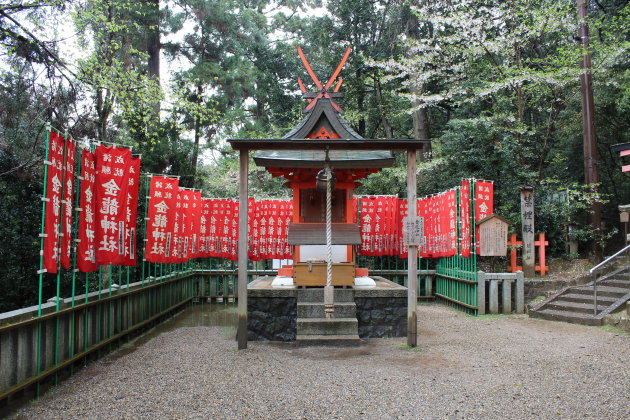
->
[247, 297, 297, 341]
[355, 297, 407, 338]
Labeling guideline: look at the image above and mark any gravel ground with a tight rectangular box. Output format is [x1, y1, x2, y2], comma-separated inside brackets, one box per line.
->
[13, 304, 630, 419]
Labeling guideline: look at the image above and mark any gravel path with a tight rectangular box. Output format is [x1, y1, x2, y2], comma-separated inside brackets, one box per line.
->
[14, 304, 630, 419]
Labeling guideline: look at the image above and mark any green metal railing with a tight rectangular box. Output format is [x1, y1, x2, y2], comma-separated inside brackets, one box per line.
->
[435, 256, 478, 315]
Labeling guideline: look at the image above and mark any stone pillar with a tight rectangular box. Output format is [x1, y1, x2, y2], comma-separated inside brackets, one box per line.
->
[489, 280, 499, 314]
[515, 271, 525, 314]
[477, 271, 486, 315]
[502, 280, 513, 314]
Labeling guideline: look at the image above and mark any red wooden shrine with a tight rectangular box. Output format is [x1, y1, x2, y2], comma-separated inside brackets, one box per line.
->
[253, 47, 393, 286]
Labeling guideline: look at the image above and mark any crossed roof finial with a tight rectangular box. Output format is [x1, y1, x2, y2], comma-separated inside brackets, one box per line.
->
[297, 45, 352, 113]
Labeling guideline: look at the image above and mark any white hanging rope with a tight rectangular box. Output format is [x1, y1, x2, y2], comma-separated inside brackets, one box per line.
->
[326, 164, 332, 288]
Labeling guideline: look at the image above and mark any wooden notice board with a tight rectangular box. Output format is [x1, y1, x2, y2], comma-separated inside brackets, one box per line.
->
[477, 214, 509, 256]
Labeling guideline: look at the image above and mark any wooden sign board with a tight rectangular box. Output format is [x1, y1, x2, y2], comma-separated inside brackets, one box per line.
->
[477, 214, 509, 256]
[403, 216, 424, 247]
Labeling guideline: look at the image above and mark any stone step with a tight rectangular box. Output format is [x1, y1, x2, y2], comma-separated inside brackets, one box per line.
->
[297, 288, 354, 303]
[599, 279, 630, 289]
[575, 286, 629, 297]
[561, 293, 617, 305]
[298, 302, 356, 318]
[297, 318, 358, 336]
[529, 308, 602, 326]
[546, 300, 608, 315]
[295, 334, 362, 345]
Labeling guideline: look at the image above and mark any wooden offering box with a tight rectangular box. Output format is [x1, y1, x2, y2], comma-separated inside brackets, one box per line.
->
[293, 262, 355, 286]
[288, 222, 360, 286]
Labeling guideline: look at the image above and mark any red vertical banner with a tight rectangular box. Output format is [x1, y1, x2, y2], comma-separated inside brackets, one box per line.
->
[228, 200, 239, 260]
[60, 138, 76, 269]
[172, 188, 186, 263]
[145, 176, 179, 263]
[43, 131, 65, 273]
[94, 145, 132, 265]
[77, 149, 98, 272]
[277, 200, 292, 259]
[396, 199, 408, 258]
[199, 198, 211, 257]
[418, 197, 427, 258]
[120, 156, 141, 266]
[475, 180, 494, 253]
[180, 189, 191, 261]
[258, 200, 269, 259]
[283, 201, 293, 258]
[208, 199, 220, 258]
[359, 197, 376, 256]
[447, 189, 457, 257]
[475, 181, 494, 221]
[185, 190, 201, 259]
[247, 198, 259, 260]
[460, 180, 471, 257]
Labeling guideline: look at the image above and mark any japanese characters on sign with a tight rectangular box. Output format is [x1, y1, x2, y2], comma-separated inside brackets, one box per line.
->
[460, 180, 472, 257]
[403, 216, 424, 246]
[94, 145, 132, 265]
[145, 176, 179, 263]
[474, 180, 494, 254]
[520, 188, 535, 275]
[77, 150, 98, 272]
[396, 199, 409, 258]
[43, 131, 67, 273]
[120, 156, 141, 265]
[60, 138, 76, 269]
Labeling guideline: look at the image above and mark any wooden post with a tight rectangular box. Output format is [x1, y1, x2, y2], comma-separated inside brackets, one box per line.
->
[507, 233, 523, 273]
[534, 233, 549, 276]
[237, 149, 249, 350]
[520, 187, 535, 277]
[407, 149, 418, 347]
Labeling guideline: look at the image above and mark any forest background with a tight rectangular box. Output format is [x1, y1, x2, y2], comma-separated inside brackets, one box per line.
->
[0, 0, 629, 312]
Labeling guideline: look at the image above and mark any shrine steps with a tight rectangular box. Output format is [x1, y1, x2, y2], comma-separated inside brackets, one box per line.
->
[529, 278, 630, 326]
[296, 288, 361, 344]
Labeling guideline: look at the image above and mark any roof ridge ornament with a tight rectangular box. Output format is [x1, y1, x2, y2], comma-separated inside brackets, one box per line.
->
[297, 45, 351, 114]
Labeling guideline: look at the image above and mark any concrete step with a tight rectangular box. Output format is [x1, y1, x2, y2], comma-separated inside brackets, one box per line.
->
[575, 286, 629, 297]
[295, 334, 362, 345]
[561, 293, 617, 305]
[298, 302, 356, 318]
[297, 317, 358, 336]
[546, 300, 608, 315]
[599, 279, 630, 289]
[529, 308, 602, 326]
[297, 288, 354, 303]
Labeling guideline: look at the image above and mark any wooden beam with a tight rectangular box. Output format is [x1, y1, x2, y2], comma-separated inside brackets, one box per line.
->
[237, 148, 249, 350]
[228, 138, 430, 151]
[407, 149, 418, 347]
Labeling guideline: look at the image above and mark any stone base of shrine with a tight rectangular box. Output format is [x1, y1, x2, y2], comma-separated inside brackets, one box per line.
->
[247, 276, 407, 342]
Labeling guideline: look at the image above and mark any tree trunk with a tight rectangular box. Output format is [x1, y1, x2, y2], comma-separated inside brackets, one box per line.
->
[191, 84, 202, 186]
[374, 77, 393, 139]
[406, 7, 431, 161]
[577, 0, 602, 262]
[146, 0, 161, 125]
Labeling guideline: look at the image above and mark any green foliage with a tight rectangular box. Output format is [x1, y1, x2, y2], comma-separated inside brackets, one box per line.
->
[1, 0, 629, 312]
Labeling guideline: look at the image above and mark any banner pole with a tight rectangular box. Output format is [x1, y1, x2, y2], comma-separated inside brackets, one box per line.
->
[68, 145, 83, 372]
[53, 131, 70, 385]
[141, 175, 150, 287]
[36, 125, 52, 397]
